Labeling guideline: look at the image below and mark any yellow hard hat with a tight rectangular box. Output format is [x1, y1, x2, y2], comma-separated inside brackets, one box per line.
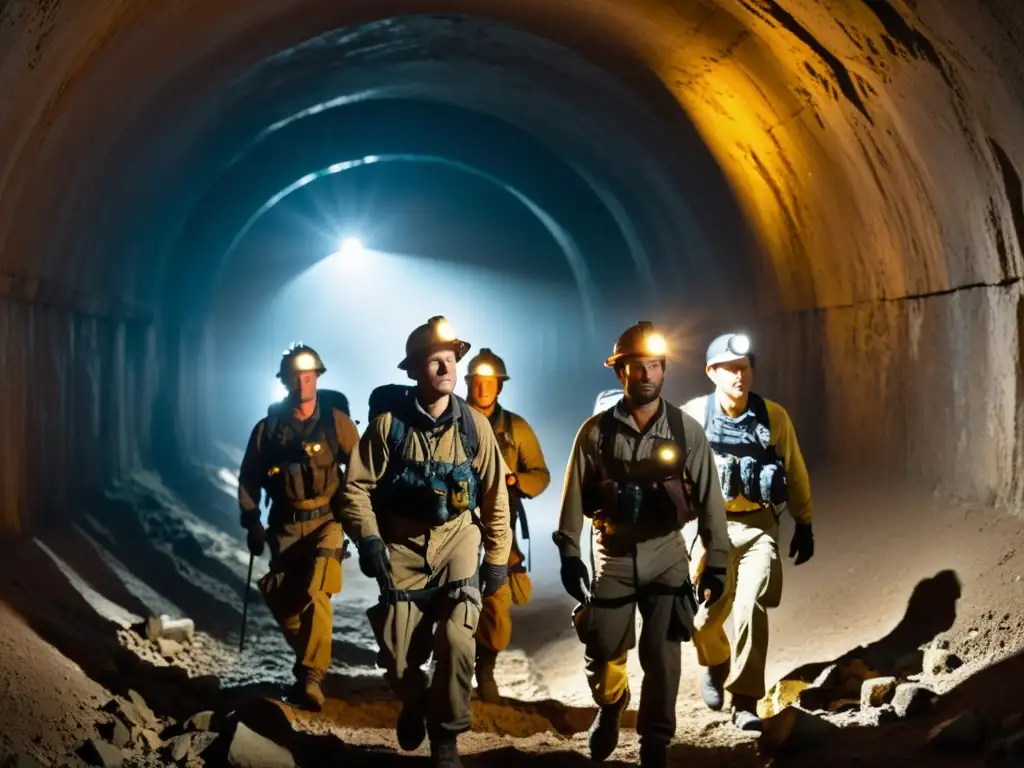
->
[604, 321, 668, 367]
[465, 348, 509, 381]
[277, 343, 326, 379]
[398, 315, 471, 370]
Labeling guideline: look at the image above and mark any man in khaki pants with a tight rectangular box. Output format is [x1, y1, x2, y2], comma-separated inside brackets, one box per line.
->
[555, 321, 731, 768]
[683, 332, 814, 731]
[340, 316, 511, 768]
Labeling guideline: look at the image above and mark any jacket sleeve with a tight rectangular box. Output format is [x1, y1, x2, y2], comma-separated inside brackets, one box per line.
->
[237, 421, 266, 528]
[338, 414, 391, 541]
[512, 416, 551, 499]
[471, 410, 513, 566]
[681, 409, 730, 570]
[768, 402, 813, 525]
[330, 411, 362, 522]
[554, 417, 599, 560]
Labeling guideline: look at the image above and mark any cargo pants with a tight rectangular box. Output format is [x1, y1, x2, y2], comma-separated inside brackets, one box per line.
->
[571, 530, 694, 747]
[259, 513, 345, 684]
[367, 511, 483, 738]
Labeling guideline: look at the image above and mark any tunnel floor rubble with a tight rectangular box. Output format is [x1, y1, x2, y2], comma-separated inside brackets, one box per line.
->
[1, 470, 1024, 766]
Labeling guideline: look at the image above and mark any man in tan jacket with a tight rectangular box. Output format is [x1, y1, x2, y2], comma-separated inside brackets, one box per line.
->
[237, 344, 360, 711]
[554, 321, 731, 768]
[463, 348, 550, 702]
[340, 316, 511, 768]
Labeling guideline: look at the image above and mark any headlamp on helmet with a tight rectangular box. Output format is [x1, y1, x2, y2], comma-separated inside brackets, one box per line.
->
[293, 352, 317, 372]
[729, 333, 751, 356]
[474, 362, 495, 377]
[434, 317, 456, 342]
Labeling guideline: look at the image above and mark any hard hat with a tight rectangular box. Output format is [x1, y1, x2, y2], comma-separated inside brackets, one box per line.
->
[465, 348, 509, 381]
[397, 315, 471, 371]
[277, 343, 326, 380]
[705, 332, 753, 367]
[604, 321, 668, 368]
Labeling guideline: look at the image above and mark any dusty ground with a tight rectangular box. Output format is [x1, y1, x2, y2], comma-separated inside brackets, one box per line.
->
[0, 465, 1022, 766]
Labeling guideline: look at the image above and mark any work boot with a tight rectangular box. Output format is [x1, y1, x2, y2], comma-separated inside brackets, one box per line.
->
[429, 735, 462, 767]
[475, 645, 501, 704]
[700, 660, 730, 711]
[396, 692, 428, 751]
[731, 694, 763, 732]
[290, 670, 325, 711]
[639, 741, 668, 768]
[588, 688, 631, 762]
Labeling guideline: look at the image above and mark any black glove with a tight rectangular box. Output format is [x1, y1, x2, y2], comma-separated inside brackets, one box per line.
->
[789, 523, 815, 565]
[698, 566, 726, 606]
[245, 522, 266, 557]
[480, 563, 508, 597]
[560, 556, 591, 604]
[358, 536, 389, 580]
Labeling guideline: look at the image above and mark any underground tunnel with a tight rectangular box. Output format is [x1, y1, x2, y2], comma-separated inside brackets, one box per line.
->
[2, 0, 1024, 765]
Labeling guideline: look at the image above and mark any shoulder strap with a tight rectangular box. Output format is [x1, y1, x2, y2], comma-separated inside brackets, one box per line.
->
[320, 410, 342, 463]
[664, 401, 688, 459]
[703, 393, 716, 430]
[747, 392, 772, 450]
[386, 411, 408, 458]
[453, 395, 479, 462]
[598, 407, 619, 475]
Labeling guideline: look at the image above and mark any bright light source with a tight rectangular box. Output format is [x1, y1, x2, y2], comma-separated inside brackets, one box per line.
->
[645, 333, 668, 356]
[473, 363, 495, 377]
[730, 333, 751, 356]
[658, 445, 678, 463]
[434, 318, 456, 341]
[339, 236, 364, 257]
[293, 352, 317, 371]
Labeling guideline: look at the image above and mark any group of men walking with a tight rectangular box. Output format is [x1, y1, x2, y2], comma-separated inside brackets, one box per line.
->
[236, 315, 814, 767]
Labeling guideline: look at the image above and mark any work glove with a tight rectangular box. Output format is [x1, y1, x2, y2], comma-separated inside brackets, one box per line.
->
[560, 556, 591, 604]
[358, 535, 389, 580]
[789, 522, 815, 565]
[245, 522, 266, 557]
[698, 566, 726, 606]
[480, 563, 508, 597]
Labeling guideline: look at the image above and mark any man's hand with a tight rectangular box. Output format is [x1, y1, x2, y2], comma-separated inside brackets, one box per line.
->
[480, 563, 508, 597]
[789, 523, 815, 565]
[358, 536, 389, 580]
[698, 566, 726, 606]
[245, 522, 266, 557]
[559, 556, 591, 604]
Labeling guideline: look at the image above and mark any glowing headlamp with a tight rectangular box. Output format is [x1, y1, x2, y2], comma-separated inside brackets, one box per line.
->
[434, 318, 456, 341]
[728, 333, 751, 356]
[473, 363, 495, 377]
[293, 352, 317, 371]
[645, 333, 668, 356]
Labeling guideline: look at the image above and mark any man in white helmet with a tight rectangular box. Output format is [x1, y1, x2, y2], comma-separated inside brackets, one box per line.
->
[683, 332, 814, 732]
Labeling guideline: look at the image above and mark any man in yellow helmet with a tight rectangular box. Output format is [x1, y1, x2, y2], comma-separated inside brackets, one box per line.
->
[683, 332, 814, 732]
[463, 348, 550, 703]
[237, 343, 361, 710]
[555, 321, 731, 768]
[339, 316, 512, 768]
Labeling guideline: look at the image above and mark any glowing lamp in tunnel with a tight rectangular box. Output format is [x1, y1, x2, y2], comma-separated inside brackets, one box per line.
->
[339, 236, 364, 257]
[434, 318, 456, 341]
[657, 445, 678, 464]
[645, 333, 668, 356]
[293, 352, 318, 371]
[473, 363, 496, 377]
[729, 333, 751, 356]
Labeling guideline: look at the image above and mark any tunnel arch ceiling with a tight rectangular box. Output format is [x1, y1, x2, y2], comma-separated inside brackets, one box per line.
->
[3, 1, 1024, 534]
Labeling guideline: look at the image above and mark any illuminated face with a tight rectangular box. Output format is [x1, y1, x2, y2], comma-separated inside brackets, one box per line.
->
[287, 370, 318, 404]
[468, 375, 500, 409]
[617, 357, 665, 406]
[420, 349, 458, 397]
[707, 358, 753, 399]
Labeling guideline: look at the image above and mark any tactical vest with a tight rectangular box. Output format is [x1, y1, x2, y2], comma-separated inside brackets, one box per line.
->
[702, 392, 787, 505]
[262, 404, 344, 520]
[375, 394, 481, 526]
[587, 401, 694, 527]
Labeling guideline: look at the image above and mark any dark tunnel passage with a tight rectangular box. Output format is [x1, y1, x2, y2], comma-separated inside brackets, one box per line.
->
[3, 0, 1024, 765]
